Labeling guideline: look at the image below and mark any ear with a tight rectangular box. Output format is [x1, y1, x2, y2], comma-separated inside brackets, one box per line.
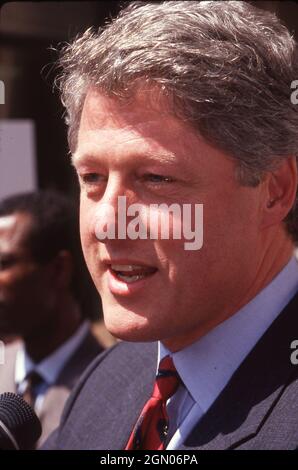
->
[261, 156, 297, 229]
[46, 250, 74, 290]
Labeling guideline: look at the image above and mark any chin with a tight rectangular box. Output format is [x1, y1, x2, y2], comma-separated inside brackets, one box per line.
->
[102, 307, 161, 343]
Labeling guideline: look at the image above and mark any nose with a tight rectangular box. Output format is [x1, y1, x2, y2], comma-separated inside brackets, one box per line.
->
[104, 173, 130, 204]
[93, 174, 135, 244]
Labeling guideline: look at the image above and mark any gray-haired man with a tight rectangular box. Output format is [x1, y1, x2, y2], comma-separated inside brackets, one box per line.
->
[44, 1, 298, 450]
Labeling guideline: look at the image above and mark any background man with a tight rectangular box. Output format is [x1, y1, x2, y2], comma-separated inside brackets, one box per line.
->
[0, 190, 104, 447]
[44, 1, 298, 449]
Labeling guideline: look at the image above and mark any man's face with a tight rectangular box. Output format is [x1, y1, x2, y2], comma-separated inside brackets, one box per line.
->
[0, 213, 55, 338]
[75, 88, 266, 351]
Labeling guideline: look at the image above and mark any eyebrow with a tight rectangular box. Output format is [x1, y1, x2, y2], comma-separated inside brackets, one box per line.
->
[71, 150, 178, 168]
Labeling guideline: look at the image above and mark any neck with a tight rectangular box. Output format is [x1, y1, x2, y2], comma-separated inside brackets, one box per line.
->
[243, 228, 295, 304]
[221, 231, 295, 333]
[24, 294, 82, 363]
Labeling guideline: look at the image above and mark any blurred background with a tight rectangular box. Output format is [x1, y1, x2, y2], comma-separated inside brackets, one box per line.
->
[0, 1, 123, 201]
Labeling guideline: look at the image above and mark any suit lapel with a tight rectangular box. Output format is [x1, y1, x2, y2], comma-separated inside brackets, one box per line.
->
[117, 346, 158, 449]
[56, 341, 158, 450]
[94, 342, 158, 450]
[180, 292, 298, 450]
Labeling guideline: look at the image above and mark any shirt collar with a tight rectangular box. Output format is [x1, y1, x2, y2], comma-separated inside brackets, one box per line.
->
[15, 321, 90, 386]
[159, 256, 298, 413]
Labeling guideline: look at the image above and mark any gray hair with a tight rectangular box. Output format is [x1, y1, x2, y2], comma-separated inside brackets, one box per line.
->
[56, 0, 298, 241]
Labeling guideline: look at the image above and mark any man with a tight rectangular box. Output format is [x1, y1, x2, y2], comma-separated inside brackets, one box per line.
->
[44, 1, 298, 449]
[0, 190, 104, 447]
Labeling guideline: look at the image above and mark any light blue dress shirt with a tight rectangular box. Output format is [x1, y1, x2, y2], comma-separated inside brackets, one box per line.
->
[158, 256, 298, 449]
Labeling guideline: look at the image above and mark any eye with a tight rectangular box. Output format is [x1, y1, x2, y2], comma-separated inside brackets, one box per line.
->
[142, 173, 174, 184]
[80, 173, 105, 185]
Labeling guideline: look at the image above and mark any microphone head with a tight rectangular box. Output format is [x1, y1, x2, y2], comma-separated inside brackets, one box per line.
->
[0, 392, 42, 449]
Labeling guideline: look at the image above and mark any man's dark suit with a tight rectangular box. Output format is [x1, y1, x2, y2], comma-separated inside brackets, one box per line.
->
[43, 292, 298, 450]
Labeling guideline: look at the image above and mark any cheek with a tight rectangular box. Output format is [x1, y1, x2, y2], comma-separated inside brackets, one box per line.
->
[80, 198, 95, 253]
[0, 276, 13, 302]
[0, 273, 32, 306]
[79, 199, 102, 287]
[204, 190, 258, 243]
[0, 271, 22, 293]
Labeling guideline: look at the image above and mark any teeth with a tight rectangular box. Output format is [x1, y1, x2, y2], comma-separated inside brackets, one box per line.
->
[109, 263, 157, 283]
[111, 264, 145, 272]
[117, 273, 145, 283]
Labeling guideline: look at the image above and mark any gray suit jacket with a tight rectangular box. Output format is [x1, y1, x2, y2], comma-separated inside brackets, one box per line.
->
[43, 292, 298, 450]
[0, 330, 102, 447]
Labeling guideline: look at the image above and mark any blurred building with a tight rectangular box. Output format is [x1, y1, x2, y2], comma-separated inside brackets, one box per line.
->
[0, 1, 121, 200]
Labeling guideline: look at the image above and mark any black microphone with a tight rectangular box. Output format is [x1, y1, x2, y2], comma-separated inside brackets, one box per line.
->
[0, 392, 42, 450]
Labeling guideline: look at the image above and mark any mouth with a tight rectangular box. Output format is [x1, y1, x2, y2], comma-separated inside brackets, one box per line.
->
[104, 261, 158, 295]
[110, 264, 157, 283]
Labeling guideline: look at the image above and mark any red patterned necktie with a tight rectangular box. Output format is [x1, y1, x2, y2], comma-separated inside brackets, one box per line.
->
[125, 355, 180, 450]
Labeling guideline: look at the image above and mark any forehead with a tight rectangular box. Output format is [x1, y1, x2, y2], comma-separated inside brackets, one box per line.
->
[74, 87, 237, 182]
[74, 87, 204, 164]
[0, 213, 33, 253]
